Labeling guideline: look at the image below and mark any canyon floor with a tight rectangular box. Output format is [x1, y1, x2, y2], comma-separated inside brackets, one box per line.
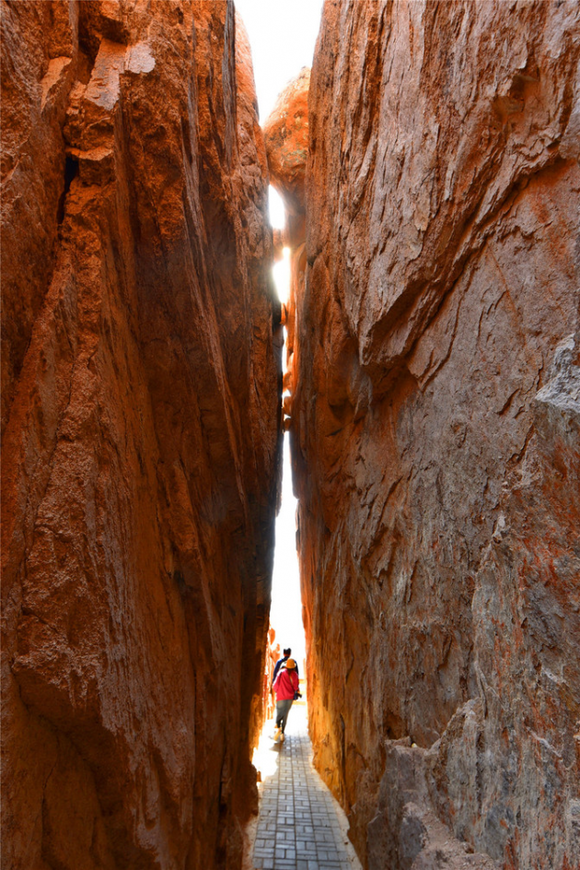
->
[249, 704, 361, 870]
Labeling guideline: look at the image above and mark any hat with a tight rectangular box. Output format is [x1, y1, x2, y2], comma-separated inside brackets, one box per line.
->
[285, 658, 297, 670]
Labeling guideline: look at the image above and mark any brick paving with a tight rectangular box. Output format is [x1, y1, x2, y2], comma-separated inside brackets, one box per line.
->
[251, 706, 361, 870]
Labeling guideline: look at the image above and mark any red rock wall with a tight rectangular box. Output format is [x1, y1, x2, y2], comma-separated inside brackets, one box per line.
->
[1, 2, 281, 867]
[294, 1, 580, 868]
[261, 626, 281, 723]
[263, 68, 310, 438]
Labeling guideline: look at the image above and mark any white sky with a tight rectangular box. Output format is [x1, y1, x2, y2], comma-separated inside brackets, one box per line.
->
[234, 0, 324, 669]
[270, 436, 305, 668]
[234, 0, 324, 123]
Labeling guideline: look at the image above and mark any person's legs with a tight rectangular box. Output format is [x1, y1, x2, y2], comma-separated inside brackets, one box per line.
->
[274, 700, 287, 741]
[277, 699, 293, 733]
[275, 699, 288, 729]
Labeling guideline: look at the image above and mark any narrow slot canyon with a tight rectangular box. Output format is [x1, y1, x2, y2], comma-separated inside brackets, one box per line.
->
[1, 3, 579, 870]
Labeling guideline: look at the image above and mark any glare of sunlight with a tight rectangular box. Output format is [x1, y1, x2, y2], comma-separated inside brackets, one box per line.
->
[270, 234, 305, 672]
[234, 0, 320, 686]
[252, 720, 280, 785]
[234, 0, 324, 122]
[272, 248, 291, 304]
[252, 705, 308, 788]
[270, 437, 305, 669]
[269, 186, 286, 229]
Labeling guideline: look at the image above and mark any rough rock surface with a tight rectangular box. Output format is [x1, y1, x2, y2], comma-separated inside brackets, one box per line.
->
[263, 67, 310, 220]
[261, 626, 281, 723]
[263, 70, 310, 434]
[293, 1, 580, 868]
[1, 2, 281, 868]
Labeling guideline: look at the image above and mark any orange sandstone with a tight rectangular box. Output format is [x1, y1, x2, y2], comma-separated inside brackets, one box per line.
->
[292, 2, 580, 869]
[1, 2, 281, 867]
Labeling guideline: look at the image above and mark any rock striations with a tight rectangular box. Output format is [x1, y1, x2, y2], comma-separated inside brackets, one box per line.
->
[263, 68, 310, 436]
[1, 2, 281, 868]
[287, 1, 580, 868]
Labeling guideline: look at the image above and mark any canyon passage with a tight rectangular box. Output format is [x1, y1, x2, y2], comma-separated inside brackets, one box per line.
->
[1, 2, 579, 870]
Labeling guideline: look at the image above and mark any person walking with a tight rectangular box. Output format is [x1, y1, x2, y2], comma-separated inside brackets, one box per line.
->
[272, 647, 299, 685]
[272, 658, 299, 743]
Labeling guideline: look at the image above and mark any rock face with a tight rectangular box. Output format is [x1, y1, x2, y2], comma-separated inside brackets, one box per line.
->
[293, 1, 580, 868]
[261, 626, 281, 723]
[1, 2, 281, 868]
[263, 70, 310, 435]
[263, 67, 310, 221]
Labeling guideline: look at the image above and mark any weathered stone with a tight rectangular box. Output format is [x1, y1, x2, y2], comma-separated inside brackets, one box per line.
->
[367, 725, 499, 869]
[293, 1, 580, 868]
[1, 2, 281, 867]
[263, 68, 310, 437]
[263, 67, 310, 220]
[261, 625, 281, 724]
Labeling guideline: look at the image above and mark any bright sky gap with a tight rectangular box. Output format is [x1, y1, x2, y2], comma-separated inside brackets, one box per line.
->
[235, 0, 324, 669]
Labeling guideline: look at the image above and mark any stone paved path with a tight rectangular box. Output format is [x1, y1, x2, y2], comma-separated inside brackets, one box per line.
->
[251, 706, 361, 870]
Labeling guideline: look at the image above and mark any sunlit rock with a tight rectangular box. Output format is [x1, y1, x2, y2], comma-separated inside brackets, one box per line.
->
[263, 67, 310, 219]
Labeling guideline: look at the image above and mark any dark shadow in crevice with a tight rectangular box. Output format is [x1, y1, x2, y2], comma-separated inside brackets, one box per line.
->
[57, 154, 79, 225]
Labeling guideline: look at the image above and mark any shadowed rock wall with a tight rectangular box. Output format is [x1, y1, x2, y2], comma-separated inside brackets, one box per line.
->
[1, 1, 281, 867]
[293, 1, 580, 867]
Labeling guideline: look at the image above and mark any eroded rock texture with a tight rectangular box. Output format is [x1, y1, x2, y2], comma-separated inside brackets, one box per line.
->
[1, 2, 281, 867]
[293, 1, 580, 868]
[263, 67, 310, 223]
[264, 69, 310, 432]
[261, 626, 281, 723]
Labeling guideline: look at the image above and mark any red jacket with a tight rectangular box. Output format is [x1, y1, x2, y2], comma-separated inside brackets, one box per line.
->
[273, 667, 299, 701]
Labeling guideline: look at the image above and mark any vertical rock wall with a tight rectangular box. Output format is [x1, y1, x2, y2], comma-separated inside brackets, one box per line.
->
[295, 1, 580, 867]
[263, 67, 310, 435]
[1, 2, 281, 867]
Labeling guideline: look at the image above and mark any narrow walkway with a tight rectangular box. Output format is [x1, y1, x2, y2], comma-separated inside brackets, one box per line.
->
[251, 706, 361, 870]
